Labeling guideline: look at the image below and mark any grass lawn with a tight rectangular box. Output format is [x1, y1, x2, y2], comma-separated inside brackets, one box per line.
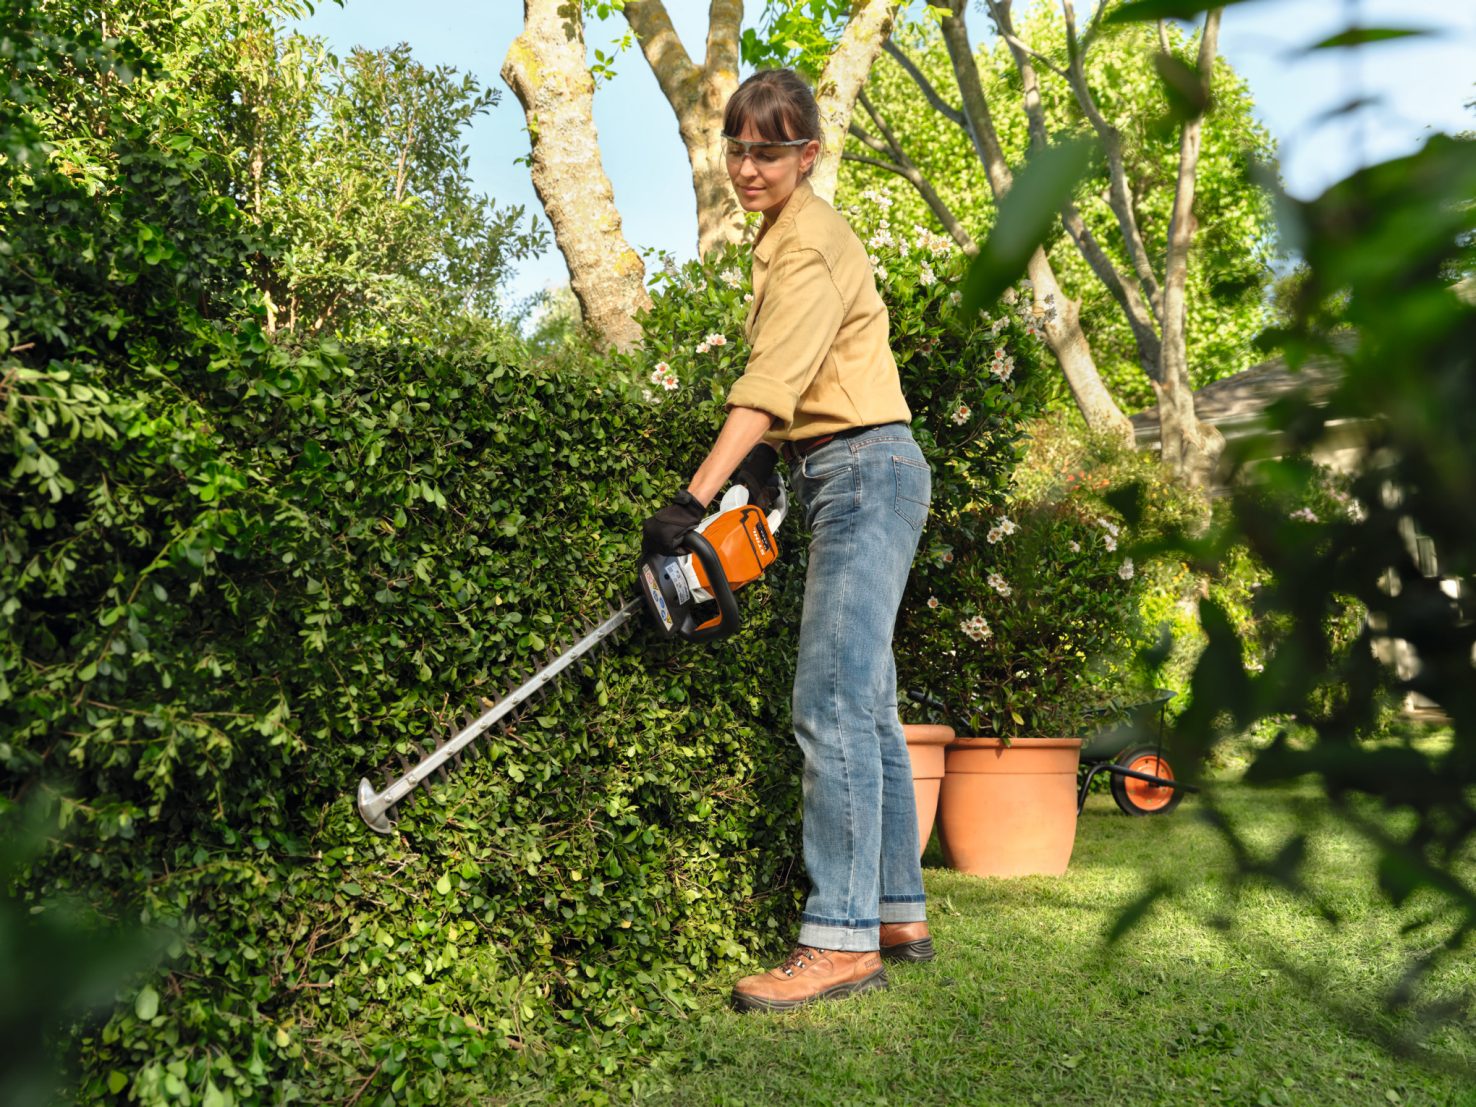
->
[613, 775, 1475, 1107]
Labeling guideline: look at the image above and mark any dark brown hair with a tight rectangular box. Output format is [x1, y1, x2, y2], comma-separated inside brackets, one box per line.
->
[723, 69, 821, 171]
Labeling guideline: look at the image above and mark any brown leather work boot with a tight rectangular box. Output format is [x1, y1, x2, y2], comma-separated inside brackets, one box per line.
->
[879, 921, 935, 963]
[731, 946, 887, 1013]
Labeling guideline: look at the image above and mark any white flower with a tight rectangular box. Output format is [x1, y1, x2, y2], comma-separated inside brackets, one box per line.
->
[649, 362, 679, 391]
[927, 596, 940, 609]
[948, 290, 962, 306]
[990, 317, 1007, 336]
[999, 517, 1018, 536]
[919, 263, 937, 287]
[868, 253, 881, 268]
[987, 526, 1003, 544]
[876, 266, 889, 281]
[987, 571, 1011, 597]
[719, 267, 743, 289]
[1069, 540, 1081, 553]
[1103, 533, 1118, 552]
[1118, 558, 1135, 581]
[990, 355, 1015, 382]
[1096, 518, 1120, 537]
[704, 332, 727, 348]
[743, 292, 753, 303]
[1290, 507, 1319, 523]
[941, 551, 954, 564]
[951, 403, 971, 425]
[960, 614, 992, 642]
[695, 341, 710, 354]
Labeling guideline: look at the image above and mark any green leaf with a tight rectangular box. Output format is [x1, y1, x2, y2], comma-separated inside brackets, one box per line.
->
[134, 984, 159, 1021]
[1301, 26, 1433, 52]
[959, 139, 1093, 318]
[1153, 52, 1209, 121]
[435, 873, 452, 895]
[1106, 0, 1260, 23]
[107, 1072, 129, 1095]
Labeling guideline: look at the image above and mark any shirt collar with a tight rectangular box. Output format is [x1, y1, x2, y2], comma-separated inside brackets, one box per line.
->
[753, 178, 814, 263]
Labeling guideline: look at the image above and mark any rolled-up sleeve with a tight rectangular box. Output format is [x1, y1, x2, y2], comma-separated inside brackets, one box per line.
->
[726, 248, 844, 430]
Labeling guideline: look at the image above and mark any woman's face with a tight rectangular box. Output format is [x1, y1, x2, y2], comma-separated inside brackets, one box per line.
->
[725, 121, 820, 223]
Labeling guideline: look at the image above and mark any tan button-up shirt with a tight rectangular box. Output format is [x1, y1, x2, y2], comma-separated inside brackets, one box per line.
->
[726, 179, 911, 442]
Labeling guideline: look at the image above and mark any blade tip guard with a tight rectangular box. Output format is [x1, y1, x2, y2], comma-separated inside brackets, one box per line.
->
[356, 778, 396, 835]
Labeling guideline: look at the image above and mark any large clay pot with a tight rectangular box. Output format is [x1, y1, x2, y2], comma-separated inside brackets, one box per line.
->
[902, 724, 955, 857]
[937, 738, 1084, 877]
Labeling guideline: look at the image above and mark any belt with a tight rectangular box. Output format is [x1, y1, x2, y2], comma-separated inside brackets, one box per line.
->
[779, 424, 880, 465]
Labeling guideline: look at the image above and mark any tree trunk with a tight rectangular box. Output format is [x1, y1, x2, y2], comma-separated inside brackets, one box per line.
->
[1025, 249, 1130, 438]
[808, 0, 904, 205]
[625, 0, 901, 254]
[1156, 9, 1225, 486]
[937, 2, 1132, 443]
[503, 0, 649, 352]
[622, 1, 745, 258]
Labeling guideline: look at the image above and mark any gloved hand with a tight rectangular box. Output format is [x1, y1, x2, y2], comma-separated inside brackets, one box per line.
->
[731, 443, 780, 513]
[641, 490, 706, 557]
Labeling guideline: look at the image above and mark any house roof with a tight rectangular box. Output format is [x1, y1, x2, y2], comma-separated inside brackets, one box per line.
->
[1129, 341, 1349, 446]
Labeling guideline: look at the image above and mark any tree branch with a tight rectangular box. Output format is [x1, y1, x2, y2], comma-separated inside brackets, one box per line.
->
[983, 1, 1071, 83]
[882, 39, 967, 131]
[938, 0, 1013, 198]
[847, 110, 979, 255]
[842, 147, 904, 175]
[1060, 201, 1163, 378]
[623, 0, 701, 115]
[703, 0, 742, 81]
[1062, 0, 1161, 314]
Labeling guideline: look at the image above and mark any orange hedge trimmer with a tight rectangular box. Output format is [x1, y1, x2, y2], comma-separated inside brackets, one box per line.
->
[355, 483, 788, 834]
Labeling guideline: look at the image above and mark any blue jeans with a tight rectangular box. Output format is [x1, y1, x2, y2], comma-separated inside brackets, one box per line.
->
[787, 422, 931, 951]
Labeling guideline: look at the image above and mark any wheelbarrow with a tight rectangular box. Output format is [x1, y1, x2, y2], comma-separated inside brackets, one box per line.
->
[1077, 689, 1197, 816]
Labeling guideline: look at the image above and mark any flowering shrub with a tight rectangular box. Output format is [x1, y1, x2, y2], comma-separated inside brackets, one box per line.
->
[900, 484, 1153, 738]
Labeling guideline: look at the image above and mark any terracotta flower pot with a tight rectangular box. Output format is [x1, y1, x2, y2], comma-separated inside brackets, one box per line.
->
[937, 738, 1084, 877]
[902, 724, 955, 857]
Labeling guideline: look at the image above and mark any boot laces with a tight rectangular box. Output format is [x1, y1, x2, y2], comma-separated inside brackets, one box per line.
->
[779, 945, 820, 977]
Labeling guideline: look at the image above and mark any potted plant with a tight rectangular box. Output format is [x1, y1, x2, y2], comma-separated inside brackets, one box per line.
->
[898, 480, 1156, 877]
[900, 722, 955, 856]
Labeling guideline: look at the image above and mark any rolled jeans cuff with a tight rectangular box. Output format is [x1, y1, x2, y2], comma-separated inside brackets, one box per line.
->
[880, 895, 927, 924]
[798, 916, 880, 952]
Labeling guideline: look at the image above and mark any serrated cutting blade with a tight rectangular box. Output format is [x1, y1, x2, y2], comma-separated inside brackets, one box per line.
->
[356, 597, 643, 834]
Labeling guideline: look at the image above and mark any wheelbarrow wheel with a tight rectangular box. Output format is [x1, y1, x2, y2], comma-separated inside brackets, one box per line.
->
[1111, 747, 1184, 817]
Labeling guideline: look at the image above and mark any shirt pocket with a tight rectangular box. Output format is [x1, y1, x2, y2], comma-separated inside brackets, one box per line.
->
[891, 455, 931, 531]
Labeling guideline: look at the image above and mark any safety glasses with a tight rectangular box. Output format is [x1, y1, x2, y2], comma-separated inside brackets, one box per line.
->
[721, 132, 814, 161]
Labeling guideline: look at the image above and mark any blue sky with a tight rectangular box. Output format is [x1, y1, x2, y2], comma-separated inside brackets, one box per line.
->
[296, 0, 1476, 313]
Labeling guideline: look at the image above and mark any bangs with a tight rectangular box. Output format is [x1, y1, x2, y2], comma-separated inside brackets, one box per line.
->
[723, 82, 806, 143]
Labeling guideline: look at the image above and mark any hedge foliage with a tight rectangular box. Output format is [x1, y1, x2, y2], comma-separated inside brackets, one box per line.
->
[1, 7, 1060, 1101]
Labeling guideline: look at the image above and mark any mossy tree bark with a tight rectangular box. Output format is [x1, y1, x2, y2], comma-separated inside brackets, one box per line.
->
[502, 0, 650, 352]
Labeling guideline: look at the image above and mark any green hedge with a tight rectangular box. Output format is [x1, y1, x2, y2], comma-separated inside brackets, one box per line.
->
[2, 5, 1051, 1100]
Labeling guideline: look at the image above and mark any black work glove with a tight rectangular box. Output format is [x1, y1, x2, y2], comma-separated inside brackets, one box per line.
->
[732, 443, 780, 513]
[641, 490, 706, 558]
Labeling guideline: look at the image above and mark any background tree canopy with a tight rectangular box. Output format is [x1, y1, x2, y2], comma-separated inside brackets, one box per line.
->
[839, 11, 1275, 413]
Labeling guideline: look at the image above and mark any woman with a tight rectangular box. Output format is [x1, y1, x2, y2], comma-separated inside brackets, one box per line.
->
[641, 68, 933, 1014]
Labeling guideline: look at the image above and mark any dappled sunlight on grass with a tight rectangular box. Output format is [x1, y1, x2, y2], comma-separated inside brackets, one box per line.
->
[632, 779, 1475, 1106]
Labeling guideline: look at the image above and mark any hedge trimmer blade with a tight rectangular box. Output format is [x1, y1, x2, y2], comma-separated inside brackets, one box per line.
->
[356, 598, 643, 835]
